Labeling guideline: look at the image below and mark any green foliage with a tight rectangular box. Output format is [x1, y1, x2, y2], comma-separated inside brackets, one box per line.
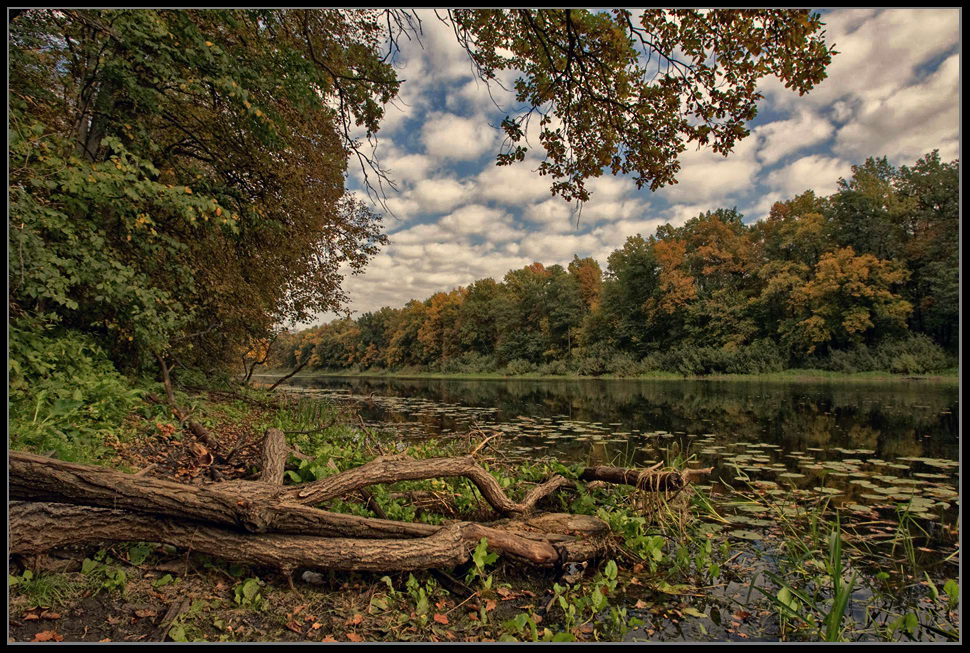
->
[9, 570, 78, 608]
[9, 322, 142, 461]
[233, 577, 266, 611]
[10, 9, 391, 373]
[815, 333, 951, 375]
[465, 538, 499, 588]
[81, 549, 130, 596]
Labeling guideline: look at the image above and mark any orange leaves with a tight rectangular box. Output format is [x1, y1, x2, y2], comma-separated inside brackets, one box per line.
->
[650, 238, 696, 320]
[790, 247, 912, 354]
[32, 631, 64, 642]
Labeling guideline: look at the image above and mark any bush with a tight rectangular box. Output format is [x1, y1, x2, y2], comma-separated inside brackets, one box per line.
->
[537, 359, 577, 376]
[440, 352, 497, 374]
[816, 333, 952, 374]
[575, 342, 619, 376]
[9, 322, 142, 462]
[503, 358, 536, 376]
[639, 339, 787, 376]
[606, 351, 639, 376]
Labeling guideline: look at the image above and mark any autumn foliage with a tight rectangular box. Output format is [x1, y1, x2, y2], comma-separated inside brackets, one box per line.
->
[278, 153, 957, 376]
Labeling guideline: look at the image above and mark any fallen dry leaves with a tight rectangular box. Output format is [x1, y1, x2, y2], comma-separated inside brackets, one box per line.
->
[32, 631, 64, 642]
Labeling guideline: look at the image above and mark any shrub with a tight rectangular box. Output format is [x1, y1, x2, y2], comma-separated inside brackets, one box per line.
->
[538, 359, 577, 376]
[814, 333, 951, 374]
[504, 358, 536, 376]
[606, 351, 639, 376]
[440, 352, 496, 374]
[9, 321, 142, 461]
[575, 342, 619, 376]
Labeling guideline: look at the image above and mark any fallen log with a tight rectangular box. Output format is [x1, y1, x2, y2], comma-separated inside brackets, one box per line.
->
[8, 502, 606, 571]
[9, 443, 708, 576]
[10, 502, 470, 573]
[580, 465, 714, 493]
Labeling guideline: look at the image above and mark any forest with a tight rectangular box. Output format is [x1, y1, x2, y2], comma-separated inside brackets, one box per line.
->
[273, 152, 959, 379]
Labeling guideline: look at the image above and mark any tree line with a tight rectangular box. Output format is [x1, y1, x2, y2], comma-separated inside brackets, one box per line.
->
[274, 152, 958, 377]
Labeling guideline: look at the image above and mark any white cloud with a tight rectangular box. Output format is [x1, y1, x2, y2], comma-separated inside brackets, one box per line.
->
[655, 136, 761, 203]
[439, 204, 523, 242]
[755, 111, 835, 166]
[421, 111, 500, 162]
[761, 9, 959, 112]
[764, 155, 853, 199]
[474, 159, 555, 206]
[833, 54, 959, 163]
[407, 177, 474, 214]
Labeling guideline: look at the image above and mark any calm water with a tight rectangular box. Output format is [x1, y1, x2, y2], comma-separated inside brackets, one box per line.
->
[273, 376, 958, 471]
[267, 375, 960, 641]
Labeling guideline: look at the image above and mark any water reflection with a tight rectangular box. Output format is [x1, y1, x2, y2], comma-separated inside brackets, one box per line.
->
[277, 376, 958, 466]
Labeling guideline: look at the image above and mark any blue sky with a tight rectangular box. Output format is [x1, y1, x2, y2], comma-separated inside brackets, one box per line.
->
[315, 8, 960, 326]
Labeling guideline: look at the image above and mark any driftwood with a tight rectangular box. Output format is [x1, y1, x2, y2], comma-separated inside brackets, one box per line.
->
[8, 429, 711, 577]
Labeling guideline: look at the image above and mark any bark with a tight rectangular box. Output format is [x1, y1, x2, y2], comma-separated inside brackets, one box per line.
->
[259, 428, 288, 485]
[284, 455, 571, 515]
[579, 465, 713, 493]
[9, 502, 605, 571]
[10, 502, 470, 573]
[9, 442, 706, 575]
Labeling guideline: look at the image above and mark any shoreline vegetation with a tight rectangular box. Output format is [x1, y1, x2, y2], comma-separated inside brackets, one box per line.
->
[257, 367, 959, 385]
[9, 384, 961, 642]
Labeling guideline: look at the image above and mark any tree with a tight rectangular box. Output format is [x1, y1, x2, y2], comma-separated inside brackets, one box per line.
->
[457, 278, 502, 358]
[787, 247, 912, 355]
[895, 152, 959, 350]
[444, 9, 835, 202]
[598, 235, 660, 355]
[9, 9, 393, 372]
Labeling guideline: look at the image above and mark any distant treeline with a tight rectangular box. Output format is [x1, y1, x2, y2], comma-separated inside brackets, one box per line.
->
[273, 152, 958, 377]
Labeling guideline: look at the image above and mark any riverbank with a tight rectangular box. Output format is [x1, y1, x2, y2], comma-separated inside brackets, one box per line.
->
[10, 383, 960, 642]
[257, 367, 959, 385]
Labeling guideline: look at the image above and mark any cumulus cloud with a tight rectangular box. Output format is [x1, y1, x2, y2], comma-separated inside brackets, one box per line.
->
[654, 136, 761, 204]
[763, 155, 853, 199]
[833, 54, 959, 163]
[421, 111, 500, 162]
[439, 204, 523, 242]
[755, 111, 835, 166]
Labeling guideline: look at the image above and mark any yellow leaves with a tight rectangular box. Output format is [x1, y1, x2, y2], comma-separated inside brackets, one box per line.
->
[216, 207, 223, 217]
[244, 101, 251, 109]
[205, 41, 213, 47]
[184, 186, 192, 194]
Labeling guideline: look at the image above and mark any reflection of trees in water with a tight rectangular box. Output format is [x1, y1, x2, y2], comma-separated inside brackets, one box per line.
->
[287, 376, 957, 459]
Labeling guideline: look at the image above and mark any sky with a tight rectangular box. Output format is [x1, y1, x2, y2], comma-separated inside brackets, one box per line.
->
[311, 8, 960, 327]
